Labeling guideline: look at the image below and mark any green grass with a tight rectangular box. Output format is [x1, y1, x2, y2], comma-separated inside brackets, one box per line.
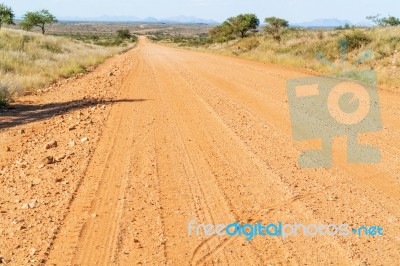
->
[0, 29, 134, 104]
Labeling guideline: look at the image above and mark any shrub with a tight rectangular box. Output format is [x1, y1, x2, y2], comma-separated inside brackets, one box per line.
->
[116, 29, 131, 40]
[237, 37, 260, 51]
[343, 30, 372, 51]
[0, 82, 11, 106]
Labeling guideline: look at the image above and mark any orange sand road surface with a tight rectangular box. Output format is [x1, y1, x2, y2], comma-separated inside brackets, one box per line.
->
[1, 37, 399, 265]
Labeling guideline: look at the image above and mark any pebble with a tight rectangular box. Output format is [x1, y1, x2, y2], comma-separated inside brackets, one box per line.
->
[68, 140, 76, 147]
[80, 137, 89, 143]
[45, 140, 58, 149]
[56, 154, 66, 162]
[21, 200, 37, 209]
[42, 156, 55, 165]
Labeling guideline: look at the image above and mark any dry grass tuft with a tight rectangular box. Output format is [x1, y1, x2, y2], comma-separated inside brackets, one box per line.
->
[0, 29, 132, 104]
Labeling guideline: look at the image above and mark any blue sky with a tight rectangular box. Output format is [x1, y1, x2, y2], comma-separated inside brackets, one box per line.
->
[2, 0, 399, 23]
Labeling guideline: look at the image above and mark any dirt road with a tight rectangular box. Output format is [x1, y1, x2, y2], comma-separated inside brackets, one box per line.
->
[1, 37, 399, 265]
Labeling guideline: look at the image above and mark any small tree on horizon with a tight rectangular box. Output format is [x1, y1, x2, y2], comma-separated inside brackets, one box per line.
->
[264, 17, 289, 44]
[20, 9, 57, 34]
[367, 14, 400, 27]
[0, 3, 15, 29]
[227, 14, 260, 38]
[209, 13, 259, 42]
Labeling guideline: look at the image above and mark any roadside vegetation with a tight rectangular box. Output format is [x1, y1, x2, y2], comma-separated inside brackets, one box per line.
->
[0, 29, 134, 106]
[0, 3, 137, 106]
[56, 29, 138, 47]
[153, 14, 400, 90]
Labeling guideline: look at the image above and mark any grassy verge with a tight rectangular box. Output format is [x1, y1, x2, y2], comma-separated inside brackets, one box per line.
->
[153, 26, 400, 90]
[0, 29, 135, 106]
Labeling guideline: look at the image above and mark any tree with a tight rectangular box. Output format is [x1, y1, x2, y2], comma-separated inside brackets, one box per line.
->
[381, 16, 400, 26]
[366, 14, 382, 26]
[117, 29, 132, 39]
[20, 9, 57, 34]
[0, 3, 14, 29]
[366, 14, 400, 27]
[227, 14, 260, 38]
[209, 21, 235, 43]
[264, 17, 289, 44]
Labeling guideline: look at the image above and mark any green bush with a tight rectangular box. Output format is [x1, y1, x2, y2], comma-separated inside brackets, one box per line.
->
[116, 29, 131, 39]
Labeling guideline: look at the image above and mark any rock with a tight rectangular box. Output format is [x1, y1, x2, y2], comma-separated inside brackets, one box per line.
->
[108, 72, 114, 76]
[38, 164, 45, 169]
[68, 140, 76, 147]
[22, 200, 37, 209]
[45, 140, 58, 149]
[54, 177, 63, 183]
[0, 256, 6, 264]
[30, 248, 37, 256]
[43, 156, 55, 165]
[19, 129, 25, 134]
[5, 146, 10, 152]
[55, 154, 66, 162]
[80, 137, 89, 143]
[32, 178, 41, 185]
[91, 213, 97, 218]
[68, 125, 77, 131]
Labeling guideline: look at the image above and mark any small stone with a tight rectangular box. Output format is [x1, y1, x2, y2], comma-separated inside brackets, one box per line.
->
[80, 137, 89, 143]
[54, 177, 63, 183]
[22, 200, 37, 209]
[55, 154, 66, 162]
[30, 248, 37, 256]
[91, 213, 97, 218]
[19, 129, 25, 134]
[18, 225, 27, 230]
[45, 140, 58, 149]
[43, 156, 55, 165]
[38, 164, 45, 169]
[5, 146, 10, 152]
[68, 125, 77, 131]
[68, 140, 76, 147]
[32, 178, 41, 185]
[108, 72, 114, 76]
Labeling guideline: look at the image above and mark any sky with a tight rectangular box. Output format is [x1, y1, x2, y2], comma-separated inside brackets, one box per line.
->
[2, 0, 400, 23]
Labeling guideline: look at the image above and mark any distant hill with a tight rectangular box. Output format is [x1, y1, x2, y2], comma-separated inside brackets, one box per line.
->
[292, 18, 372, 28]
[57, 15, 218, 24]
